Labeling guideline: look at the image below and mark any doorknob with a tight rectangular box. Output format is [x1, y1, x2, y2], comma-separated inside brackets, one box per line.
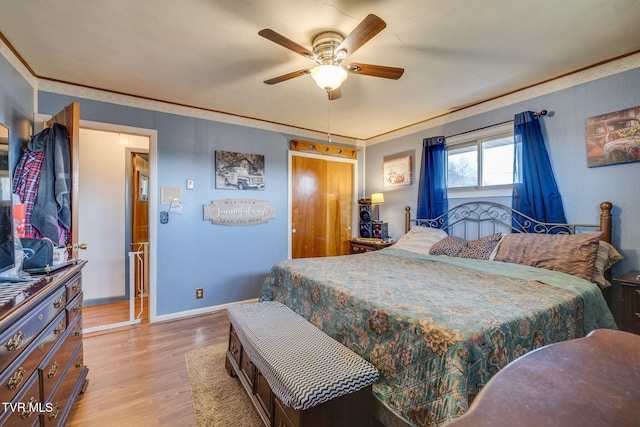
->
[292, 229, 296, 233]
[66, 243, 88, 250]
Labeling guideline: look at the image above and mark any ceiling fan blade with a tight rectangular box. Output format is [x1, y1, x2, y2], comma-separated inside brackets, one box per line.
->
[347, 63, 404, 80]
[327, 87, 342, 101]
[264, 69, 311, 85]
[258, 29, 314, 58]
[335, 14, 386, 57]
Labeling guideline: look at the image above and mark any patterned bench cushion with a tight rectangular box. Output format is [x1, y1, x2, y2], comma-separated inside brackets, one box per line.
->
[227, 301, 379, 411]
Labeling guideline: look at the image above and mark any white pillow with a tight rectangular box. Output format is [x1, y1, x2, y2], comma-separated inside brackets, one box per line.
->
[392, 226, 448, 255]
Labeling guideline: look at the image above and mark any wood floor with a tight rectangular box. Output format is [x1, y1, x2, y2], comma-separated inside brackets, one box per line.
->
[83, 296, 149, 330]
[66, 304, 229, 426]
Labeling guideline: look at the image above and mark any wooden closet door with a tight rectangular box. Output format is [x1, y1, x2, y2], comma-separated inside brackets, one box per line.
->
[291, 155, 352, 258]
[326, 161, 353, 256]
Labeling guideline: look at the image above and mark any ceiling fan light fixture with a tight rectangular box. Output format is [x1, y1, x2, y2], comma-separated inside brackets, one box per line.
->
[310, 65, 348, 91]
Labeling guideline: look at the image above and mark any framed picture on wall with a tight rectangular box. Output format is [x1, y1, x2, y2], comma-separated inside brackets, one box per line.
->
[585, 106, 640, 167]
[214, 151, 265, 190]
[383, 155, 412, 187]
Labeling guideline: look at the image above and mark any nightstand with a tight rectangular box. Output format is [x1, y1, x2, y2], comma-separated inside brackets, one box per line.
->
[614, 270, 640, 334]
[348, 239, 394, 254]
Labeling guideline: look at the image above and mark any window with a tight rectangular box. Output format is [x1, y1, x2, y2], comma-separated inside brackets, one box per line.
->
[446, 123, 514, 193]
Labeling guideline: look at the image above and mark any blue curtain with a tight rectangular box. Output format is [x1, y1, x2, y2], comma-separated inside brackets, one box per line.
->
[512, 111, 566, 231]
[417, 136, 448, 221]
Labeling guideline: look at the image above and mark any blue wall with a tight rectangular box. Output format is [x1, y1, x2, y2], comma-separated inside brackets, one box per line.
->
[37, 94, 337, 316]
[0, 54, 34, 168]
[366, 67, 640, 280]
[2, 47, 639, 319]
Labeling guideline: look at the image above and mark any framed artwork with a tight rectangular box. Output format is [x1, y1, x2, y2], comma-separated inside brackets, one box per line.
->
[585, 106, 640, 167]
[215, 151, 265, 190]
[383, 155, 412, 187]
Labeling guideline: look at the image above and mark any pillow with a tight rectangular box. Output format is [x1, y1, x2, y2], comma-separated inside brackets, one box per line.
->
[591, 241, 623, 288]
[392, 226, 448, 255]
[429, 236, 467, 257]
[493, 232, 603, 280]
[457, 233, 503, 260]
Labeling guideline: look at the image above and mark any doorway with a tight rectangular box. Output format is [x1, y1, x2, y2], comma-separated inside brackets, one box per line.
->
[78, 127, 152, 331]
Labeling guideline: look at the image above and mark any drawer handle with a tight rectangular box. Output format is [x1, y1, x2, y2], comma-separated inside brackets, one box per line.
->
[74, 325, 83, 336]
[75, 355, 84, 369]
[7, 367, 25, 390]
[47, 361, 59, 378]
[6, 331, 24, 351]
[73, 302, 82, 312]
[230, 344, 239, 355]
[53, 294, 66, 309]
[71, 281, 81, 292]
[48, 402, 60, 421]
[20, 397, 38, 419]
[54, 320, 65, 335]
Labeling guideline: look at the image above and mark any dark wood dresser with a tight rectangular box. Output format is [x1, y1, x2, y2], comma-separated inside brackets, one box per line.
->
[0, 261, 88, 426]
[614, 270, 640, 334]
[348, 239, 394, 254]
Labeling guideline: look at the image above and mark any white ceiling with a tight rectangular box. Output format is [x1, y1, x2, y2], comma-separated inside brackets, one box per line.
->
[1, 0, 639, 141]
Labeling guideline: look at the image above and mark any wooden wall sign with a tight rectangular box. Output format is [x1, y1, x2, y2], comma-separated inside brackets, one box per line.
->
[203, 198, 276, 225]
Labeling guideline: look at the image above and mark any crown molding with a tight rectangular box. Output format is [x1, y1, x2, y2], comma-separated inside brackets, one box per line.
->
[0, 36, 37, 89]
[36, 79, 359, 146]
[2, 36, 637, 148]
[364, 52, 640, 146]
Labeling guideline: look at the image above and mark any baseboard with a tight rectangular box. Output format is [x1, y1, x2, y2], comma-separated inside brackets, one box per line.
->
[152, 298, 259, 323]
[84, 295, 127, 307]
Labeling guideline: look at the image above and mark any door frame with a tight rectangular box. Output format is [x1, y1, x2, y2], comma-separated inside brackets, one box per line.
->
[287, 150, 359, 259]
[80, 120, 158, 323]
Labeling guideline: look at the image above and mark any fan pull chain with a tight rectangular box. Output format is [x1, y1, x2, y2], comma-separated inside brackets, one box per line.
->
[327, 95, 332, 143]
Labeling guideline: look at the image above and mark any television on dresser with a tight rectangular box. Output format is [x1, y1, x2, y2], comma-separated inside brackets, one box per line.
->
[0, 122, 15, 275]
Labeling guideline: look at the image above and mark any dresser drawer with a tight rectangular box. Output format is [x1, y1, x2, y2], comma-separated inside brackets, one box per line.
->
[0, 346, 37, 410]
[0, 309, 67, 409]
[240, 346, 255, 388]
[30, 312, 67, 374]
[255, 369, 273, 419]
[0, 370, 41, 426]
[228, 326, 241, 366]
[0, 287, 66, 372]
[66, 293, 83, 327]
[621, 284, 640, 334]
[41, 343, 84, 427]
[64, 274, 82, 304]
[274, 397, 300, 427]
[274, 398, 297, 427]
[40, 315, 83, 402]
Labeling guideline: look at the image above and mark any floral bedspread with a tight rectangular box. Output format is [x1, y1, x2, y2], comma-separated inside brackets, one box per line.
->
[259, 248, 617, 427]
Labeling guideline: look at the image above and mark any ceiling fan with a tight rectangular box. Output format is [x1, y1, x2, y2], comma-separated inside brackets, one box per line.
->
[259, 14, 404, 100]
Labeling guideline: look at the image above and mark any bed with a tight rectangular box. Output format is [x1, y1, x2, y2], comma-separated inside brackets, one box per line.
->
[259, 201, 619, 427]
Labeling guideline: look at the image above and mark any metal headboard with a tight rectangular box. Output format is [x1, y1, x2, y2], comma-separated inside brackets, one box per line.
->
[405, 201, 612, 243]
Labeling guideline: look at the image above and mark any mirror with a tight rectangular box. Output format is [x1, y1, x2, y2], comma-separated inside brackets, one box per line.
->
[0, 123, 15, 274]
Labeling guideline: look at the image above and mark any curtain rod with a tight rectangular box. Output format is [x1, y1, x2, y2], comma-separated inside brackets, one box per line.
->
[444, 109, 549, 140]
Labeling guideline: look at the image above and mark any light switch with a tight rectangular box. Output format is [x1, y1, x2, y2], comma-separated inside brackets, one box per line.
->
[186, 179, 194, 190]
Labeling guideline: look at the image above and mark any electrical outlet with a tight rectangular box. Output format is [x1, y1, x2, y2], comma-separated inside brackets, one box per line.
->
[196, 288, 203, 299]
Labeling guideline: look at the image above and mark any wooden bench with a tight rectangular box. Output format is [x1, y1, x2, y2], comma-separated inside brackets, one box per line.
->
[225, 301, 379, 427]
